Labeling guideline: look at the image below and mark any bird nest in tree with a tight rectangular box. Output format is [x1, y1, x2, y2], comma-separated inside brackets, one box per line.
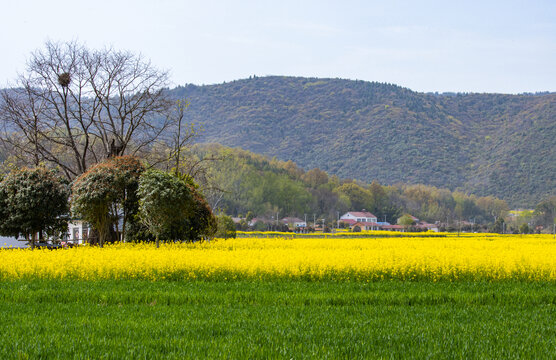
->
[58, 72, 71, 87]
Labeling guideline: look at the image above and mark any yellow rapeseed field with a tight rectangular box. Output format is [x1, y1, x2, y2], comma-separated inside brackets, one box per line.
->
[1, 234, 555, 281]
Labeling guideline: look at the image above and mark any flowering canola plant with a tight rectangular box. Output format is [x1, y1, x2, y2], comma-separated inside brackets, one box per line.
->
[1, 234, 555, 281]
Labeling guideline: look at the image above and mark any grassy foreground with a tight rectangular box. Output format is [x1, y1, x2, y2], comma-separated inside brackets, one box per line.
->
[0, 280, 555, 359]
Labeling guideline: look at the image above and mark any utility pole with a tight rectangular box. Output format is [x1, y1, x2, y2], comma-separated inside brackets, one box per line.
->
[313, 214, 316, 230]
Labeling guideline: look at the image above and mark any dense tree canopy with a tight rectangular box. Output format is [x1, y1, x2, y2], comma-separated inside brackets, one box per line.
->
[71, 156, 144, 246]
[137, 169, 216, 247]
[0, 167, 69, 248]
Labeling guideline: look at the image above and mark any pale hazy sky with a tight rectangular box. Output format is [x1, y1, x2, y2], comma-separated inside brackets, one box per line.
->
[1, 0, 554, 93]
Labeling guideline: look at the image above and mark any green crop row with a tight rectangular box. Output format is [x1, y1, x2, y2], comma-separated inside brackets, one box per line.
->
[0, 279, 554, 359]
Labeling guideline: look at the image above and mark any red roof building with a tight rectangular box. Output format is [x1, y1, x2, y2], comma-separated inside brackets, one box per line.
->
[340, 211, 378, 223]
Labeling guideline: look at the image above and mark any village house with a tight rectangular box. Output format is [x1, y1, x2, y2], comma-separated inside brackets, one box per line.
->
[405, 215, 439, 232]
[416, 223, 439, 232]
[340, 211, 377, 223]
[281, 217, 307, 229]
[340, 211, 439, 232]
[248, 217, 274, 227]
[340, 211, 380, 231]
[381, 224, 405, 231]
[66, 220, 93, 244]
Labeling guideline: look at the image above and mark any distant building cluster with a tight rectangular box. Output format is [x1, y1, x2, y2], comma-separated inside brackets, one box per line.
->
[339, 211, 439, 232]
[232, 211, 439, 232]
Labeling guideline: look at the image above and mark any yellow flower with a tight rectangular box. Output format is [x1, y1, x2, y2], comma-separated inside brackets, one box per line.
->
[0, 234, 554, 281]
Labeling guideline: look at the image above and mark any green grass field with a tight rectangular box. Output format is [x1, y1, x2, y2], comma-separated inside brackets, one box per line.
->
[0, 280, 555, 359]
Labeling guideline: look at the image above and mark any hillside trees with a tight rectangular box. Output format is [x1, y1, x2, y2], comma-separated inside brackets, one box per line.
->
[0, 167, 70, 249]
[198, 145, 312, 216]
[171, 76, 556, 206]
[302, 168, 328, 188]
[189, 144, 519, 228]
[475, 196, 509, 222]
[334, 182, 373, 212]
[0, 40, 173, 179]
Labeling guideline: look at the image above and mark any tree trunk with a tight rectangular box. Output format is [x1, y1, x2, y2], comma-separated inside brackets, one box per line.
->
[156, 234, 160, 248]
[99, 225, 105, 248]
[122, 197, 127, 243]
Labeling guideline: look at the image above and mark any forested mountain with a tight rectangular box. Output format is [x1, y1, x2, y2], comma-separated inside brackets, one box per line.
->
[170, 76, 555, 207]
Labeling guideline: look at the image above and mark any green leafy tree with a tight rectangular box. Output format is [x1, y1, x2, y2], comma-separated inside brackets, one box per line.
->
[476, 196, 509, 222]
[302, 168, 328, 188]
[368, 180, 387, 214]
[335, 182, 373, 212]
[137, 169, 216, 247]
[0, 167, 70, 249]
[397, 214, 416, 230]
[71, 156, 144, 247]
[185, 190, 217, 241]
[533, 196, 556, 228]
[519, 223, 530, 234]
[252, 220, 268, 231]
[215, 214, 237, 239]
[491, 217, 505, 234]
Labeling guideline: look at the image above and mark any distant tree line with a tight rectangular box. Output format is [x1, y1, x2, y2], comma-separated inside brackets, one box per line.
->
[192, 144, 555, 233]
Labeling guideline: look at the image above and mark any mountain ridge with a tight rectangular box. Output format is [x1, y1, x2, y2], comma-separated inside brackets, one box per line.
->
[168, 76, 555, 207]
[166, 77, 552, 206]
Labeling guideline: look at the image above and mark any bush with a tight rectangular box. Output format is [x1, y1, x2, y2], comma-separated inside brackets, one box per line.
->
[215, 214, 237, 239]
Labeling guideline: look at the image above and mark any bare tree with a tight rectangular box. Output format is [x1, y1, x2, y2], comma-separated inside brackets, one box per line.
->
[0, 40, 173, 179]
[151, 100, 226, 210]
[165, 98, 196, 175]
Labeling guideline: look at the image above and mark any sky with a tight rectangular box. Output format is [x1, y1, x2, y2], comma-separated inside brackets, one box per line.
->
[0, 0, 554, 93]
